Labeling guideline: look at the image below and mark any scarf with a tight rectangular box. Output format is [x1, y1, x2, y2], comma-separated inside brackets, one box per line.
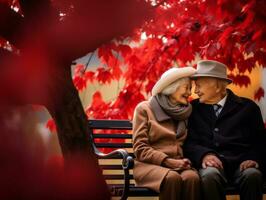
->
[151, 94, 192, 137]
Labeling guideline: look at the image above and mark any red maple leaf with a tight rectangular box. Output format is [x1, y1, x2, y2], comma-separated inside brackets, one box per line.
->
[84, 71, 95, 83]
[117, 44, 132, 58]
[73, 76, 86, 91]
[145, 81, 156, 94]
[229, 74, 251, 87]
[74, 64, 85, 75]
[218, 27, 234, 48]
[125, 54, 140, 67]
[95, 68, 112, 84]
[90, 91, 105, 108]
[254, 87, 265, 101]
[98, 43, 117, 64]
[85, 91, 112, 119]
[46, 118, 57, 133]
[237, 57, 255, 73]
[111, 64, 122, 81]
[255, 51, 266, 67]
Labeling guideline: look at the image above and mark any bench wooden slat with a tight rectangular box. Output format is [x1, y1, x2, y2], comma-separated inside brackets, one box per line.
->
[95, 143, 132, 148]
[98, 153, 135, 159]
[89, 119, 132, 129]
[104, 174, 134, 180]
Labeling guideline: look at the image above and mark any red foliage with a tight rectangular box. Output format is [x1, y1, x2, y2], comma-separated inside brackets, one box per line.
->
[0, 0, 153, 198]
[0, 0, 20, 11]
[46, 118, 57, 133]
[73, 76, 87, 91]
[86, 92, 111, 119]
[84, 0, 266, 121]
[98, 43, 117, 64]
[0, 37, 6, 46]
[0, 0, 153, 105]
[254, 87, 265, 101]
[228, 74, 251, 87]
[118, 44, 132, 58]
[95, 68, 113, 84]
[84, 71, 95, 82]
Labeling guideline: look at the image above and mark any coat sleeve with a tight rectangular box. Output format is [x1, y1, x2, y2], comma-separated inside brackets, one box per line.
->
[132, 103, 169, 166]
[240, 102, 266, 166]
[183, 124, 218, 169]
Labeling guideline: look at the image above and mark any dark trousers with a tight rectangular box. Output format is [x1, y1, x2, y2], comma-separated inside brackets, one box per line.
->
[199, 167, 263, 200]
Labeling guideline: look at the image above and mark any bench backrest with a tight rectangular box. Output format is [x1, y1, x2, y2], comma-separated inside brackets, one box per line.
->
[88, 119, 135, 185]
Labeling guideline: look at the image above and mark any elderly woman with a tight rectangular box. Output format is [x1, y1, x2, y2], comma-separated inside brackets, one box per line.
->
[132, 67, 200, 200]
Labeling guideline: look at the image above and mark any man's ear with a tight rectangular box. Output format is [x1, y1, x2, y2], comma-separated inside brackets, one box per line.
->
[215, 79, 222, 93]
[215, 79, 227, 94]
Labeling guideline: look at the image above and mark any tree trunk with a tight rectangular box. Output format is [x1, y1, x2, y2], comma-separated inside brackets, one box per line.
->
[47, 64, 110, 199]
[48, 65, 94, 159]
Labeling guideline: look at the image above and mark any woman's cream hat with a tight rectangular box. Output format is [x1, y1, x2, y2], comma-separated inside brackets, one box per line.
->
[151, 67, 196, 96]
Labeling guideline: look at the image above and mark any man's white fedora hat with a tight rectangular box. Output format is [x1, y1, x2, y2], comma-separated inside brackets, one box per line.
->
[152, 67, 196, 96]
[193, 60, 232, 83]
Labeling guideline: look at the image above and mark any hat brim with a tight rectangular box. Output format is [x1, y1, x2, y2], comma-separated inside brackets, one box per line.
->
[192, 74, 232, 84]
[152, 67, 196, 96]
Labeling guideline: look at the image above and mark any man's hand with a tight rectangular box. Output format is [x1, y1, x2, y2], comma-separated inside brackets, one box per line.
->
[240, 160, 259, 171]
[202, 154, 223, 169]
[162, 158, 191, 169]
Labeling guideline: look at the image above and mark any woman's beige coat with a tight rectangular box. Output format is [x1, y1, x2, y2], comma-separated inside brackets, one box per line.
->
[132, 100, 187, 192]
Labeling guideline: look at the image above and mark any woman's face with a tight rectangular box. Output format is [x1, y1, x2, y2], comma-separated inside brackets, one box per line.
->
[169, 79, 192, 105]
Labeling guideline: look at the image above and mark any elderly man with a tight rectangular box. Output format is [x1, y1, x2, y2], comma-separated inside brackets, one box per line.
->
[184, 60, 265, 200]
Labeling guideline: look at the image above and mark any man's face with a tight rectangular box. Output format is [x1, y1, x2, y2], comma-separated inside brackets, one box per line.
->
[194, 77, 221, 104]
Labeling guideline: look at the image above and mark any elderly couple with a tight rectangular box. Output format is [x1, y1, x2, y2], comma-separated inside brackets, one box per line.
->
[132, 60, 265, 200]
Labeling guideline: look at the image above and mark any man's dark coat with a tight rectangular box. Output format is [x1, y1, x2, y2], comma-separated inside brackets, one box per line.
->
[184, 89, 266, 174]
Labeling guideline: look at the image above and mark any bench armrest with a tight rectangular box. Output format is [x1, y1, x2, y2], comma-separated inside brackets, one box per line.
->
[94, 147, 134, 170]
[93, 146, 133, 200]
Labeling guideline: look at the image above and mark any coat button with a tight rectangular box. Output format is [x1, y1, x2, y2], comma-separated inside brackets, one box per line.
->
[214, 128, 219, 132]
[215, 142, 220, 147]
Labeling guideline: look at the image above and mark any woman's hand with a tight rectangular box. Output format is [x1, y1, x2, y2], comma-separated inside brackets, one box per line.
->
[162, 158, 191, 169]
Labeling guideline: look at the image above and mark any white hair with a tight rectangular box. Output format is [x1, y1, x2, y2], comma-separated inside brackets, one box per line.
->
[161, 77, 190, 95]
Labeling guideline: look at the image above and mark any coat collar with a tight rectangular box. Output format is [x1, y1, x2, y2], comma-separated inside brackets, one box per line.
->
[218, 89, 243, 118]
[225, 89, 243, 103]
[193, 89, 243, 120]
[149, 97, 171, 122]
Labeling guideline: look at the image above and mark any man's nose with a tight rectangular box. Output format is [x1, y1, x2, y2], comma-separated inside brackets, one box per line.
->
[194, 86, 199, 94]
